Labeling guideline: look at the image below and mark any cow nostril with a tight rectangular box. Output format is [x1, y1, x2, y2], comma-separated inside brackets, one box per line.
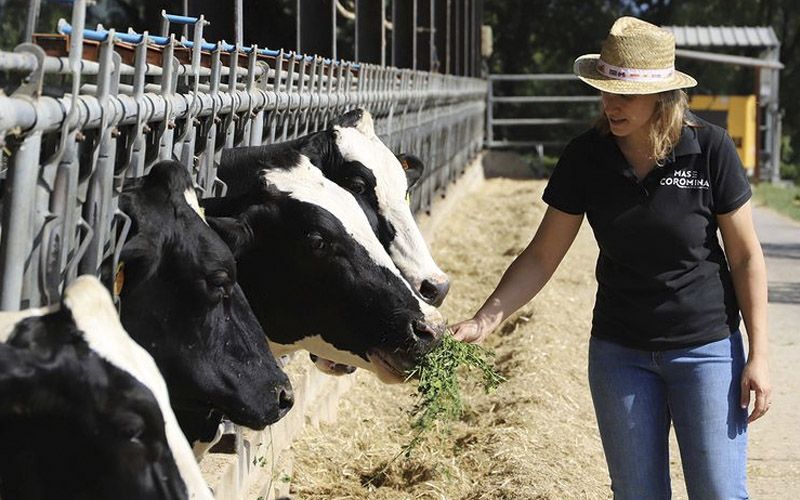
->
[419, 278, 450, 307]
[278, 387, 294, 411]
[412, 319, 437, 342]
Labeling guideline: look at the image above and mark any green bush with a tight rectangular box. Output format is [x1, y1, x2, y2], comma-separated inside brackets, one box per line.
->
[753, 182, 800, 222]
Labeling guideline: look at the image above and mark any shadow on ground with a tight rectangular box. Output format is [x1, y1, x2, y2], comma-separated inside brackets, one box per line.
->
[768, 282, 800, 305]
[761, 243, 800, 260]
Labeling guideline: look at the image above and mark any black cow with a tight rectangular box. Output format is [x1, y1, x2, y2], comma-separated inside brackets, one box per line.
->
[0, 276, 213, 500]
[203, 151, 446, 384]
[113, 160, 293, 443]
[219, 108, 450, 307]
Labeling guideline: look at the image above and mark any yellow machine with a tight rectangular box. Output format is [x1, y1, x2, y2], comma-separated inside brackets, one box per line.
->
[689, 95, 757, 174]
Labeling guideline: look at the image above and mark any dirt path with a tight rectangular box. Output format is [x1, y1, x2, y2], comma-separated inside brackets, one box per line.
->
[286, 171, 799, 499]
[747, 205, 800, 498]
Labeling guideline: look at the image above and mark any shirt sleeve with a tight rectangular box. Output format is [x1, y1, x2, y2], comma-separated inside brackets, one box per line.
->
[711, 131, 752, 214]
[542, 141, 586, 215]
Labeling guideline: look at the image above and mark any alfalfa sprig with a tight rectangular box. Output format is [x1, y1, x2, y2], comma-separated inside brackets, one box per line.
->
[363, 332, 505, 487]
[403, 332, 506, 454]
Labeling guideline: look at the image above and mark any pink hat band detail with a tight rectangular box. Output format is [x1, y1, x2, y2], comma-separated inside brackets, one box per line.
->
[596, 59, 675, 83]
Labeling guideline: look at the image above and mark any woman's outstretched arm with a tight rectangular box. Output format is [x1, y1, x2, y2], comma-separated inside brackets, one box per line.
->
[452, 206, 584, 343]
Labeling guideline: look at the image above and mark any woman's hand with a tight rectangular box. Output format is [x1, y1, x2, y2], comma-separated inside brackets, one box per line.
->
[450, 317, 490, 344]
[740, 356, 772, 423]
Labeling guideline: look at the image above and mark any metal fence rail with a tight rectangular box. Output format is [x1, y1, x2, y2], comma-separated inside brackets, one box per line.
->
[486, 73, 598, 150]
[0, 0, 486, 311]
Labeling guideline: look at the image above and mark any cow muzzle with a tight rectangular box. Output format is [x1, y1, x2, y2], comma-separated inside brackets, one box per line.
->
[417, 274, 451, 307]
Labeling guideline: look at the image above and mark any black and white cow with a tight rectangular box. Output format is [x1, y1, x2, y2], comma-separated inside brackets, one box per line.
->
[219, 108, 450, 307]
[114, 160, 293, 443]
[203, 154, 446, 383]
[0, 276, 212, 500]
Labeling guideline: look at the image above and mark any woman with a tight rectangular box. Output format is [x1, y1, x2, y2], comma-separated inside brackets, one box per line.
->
[452, 17, 771, 499]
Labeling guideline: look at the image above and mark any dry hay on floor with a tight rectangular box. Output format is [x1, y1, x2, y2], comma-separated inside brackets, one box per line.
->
[289, 178, 609, 499]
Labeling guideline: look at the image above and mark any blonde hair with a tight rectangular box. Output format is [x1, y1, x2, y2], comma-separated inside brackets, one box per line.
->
[595, 90, 696, 166]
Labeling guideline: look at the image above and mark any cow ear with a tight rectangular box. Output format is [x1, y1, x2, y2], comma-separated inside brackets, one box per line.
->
[397, 154, 425, 188]
[118, 233, 161, 289]
[331, 108, 364, 129]
[331, 108, 376, 138]
[0, 343, 48, 415]
[207, 217, 254, 257]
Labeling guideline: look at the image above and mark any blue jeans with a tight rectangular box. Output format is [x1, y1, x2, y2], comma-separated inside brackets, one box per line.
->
[588, 332, 749, 499]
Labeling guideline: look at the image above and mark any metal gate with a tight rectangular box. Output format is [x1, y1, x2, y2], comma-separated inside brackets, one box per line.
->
[0, 0, 487, 311]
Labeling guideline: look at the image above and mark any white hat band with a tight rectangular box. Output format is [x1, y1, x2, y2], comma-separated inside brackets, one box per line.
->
[596, 59, 674, 82]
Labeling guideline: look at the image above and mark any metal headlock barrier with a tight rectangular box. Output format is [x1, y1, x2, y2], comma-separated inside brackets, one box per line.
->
[0, 0, 487, 312]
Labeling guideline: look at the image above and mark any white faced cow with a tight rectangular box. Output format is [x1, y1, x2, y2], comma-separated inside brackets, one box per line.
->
[203, 155, 446, 383]
[114, 160, 293, 443]
[0, 276, 213, 500]
[219, 108, 450, 307]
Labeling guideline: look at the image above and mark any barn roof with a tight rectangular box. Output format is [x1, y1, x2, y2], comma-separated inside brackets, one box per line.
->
[661, 25, 780, 48]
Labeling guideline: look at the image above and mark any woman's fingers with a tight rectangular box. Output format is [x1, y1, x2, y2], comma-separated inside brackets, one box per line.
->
[450, 320, 482, 343]
[741, 360, 773, 423]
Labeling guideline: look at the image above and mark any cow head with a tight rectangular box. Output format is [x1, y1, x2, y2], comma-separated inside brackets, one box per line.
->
[326, 108, 450, 305]
[219, 108, 450, 306]
[0, 276, 212, 500]
[204, 157, 446, 383]
[115, 161, 293, 440]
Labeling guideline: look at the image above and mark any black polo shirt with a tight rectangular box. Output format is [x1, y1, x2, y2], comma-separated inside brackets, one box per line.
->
[542, 116, 751, 350]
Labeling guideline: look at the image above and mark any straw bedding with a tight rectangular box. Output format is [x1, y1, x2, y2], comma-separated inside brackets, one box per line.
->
[289, 176, 610, 499]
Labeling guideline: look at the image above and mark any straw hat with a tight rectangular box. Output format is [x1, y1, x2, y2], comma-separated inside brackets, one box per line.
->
[574, 17, 697, 94]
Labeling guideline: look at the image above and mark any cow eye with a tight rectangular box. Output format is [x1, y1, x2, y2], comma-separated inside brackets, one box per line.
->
[347, 177, 366, 195]
[306, 232, 326, 254]
[207, 271, 230, 288]
[205, 271, 233, 302]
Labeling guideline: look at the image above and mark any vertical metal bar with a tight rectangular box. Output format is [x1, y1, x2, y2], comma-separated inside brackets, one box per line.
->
[281, 54, 296, 140]
[250, 61, 270, 145]
[486, 78, 493, 146]
[240, 47, 258, 146]
[201, 46, 222, 195]
[127, 35, 149, 177]
[463, 0, 470, 76]
[0, 132, 42, 310]
[268, 51, 284, 143]
[234, 0, 244, 47]
[413, 0, 418, 70]
[177, 16, 206, 168]
[79, 34, 120, 278]
[182, 0, 189, 40]
[24, 0, 43, 43]
[160, 9, 170, 36]
[156, 35, 177, 162]
[331, 0, 337, 61]
[223, 46, 240, 151]
[451, 0, 460, 75]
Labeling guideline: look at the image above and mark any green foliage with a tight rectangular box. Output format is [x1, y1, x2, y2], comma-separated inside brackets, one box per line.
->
[403, 334, 506, 455]
[780, 135, 799, 184]
[753, 182, 800, 222]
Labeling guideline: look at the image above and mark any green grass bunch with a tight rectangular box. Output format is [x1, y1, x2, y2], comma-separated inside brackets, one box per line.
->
[403, 333, 506, 454]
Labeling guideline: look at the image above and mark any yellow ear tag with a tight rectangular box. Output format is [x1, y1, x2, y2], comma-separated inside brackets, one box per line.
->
[405, 193, 411, 206]
[114, 262, 125, 297]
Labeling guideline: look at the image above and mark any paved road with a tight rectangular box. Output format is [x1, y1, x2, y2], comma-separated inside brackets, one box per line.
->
[748, 205, 800, 498]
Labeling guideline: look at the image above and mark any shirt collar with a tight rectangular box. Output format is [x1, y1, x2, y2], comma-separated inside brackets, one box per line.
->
[670, 125, 702, 160]
[594, 123, 702, 174]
